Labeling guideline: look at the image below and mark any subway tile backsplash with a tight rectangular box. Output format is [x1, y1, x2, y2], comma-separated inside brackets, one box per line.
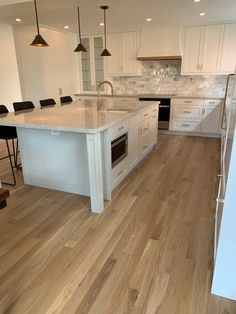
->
[112, 61, 227, 97]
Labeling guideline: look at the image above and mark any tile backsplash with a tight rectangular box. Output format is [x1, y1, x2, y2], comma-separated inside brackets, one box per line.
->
[112, 61, 227, 97]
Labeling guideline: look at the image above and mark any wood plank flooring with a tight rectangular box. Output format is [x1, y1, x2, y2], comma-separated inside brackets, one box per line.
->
[0, 134, 236, 313]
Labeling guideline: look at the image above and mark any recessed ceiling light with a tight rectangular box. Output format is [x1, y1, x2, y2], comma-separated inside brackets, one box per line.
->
[200, 12, 205, 16]
[194, 0, 201, 2]
[16, 18, 22, 22]
[99, 22, 104, 26]
[146, 18, 152, 22]
[64, 25, 69, 29]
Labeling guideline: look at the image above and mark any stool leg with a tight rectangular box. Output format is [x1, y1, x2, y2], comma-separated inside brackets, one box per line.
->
[4, 140, 16, 186]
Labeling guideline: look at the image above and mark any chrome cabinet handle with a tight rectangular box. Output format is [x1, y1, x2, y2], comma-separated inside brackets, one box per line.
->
[144, 113, 148, 117]
[143, 127, 148, 131]
[182, 124, 190, 127]
[143, 145, 148, 150]
[184, 101, 192, 103]
[202, 108, 206, 114]
[209, 101, 216, 104]
[183, 111, 191, 113]
[118, 126, 124, 132]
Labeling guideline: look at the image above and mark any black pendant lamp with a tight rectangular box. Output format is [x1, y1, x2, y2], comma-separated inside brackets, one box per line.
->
[74, 7, 87, 52]
[100, 6, 111, 56]
[31, 0, 49, 47]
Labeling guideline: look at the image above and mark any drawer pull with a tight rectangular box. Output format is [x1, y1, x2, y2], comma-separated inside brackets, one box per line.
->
[144, 113, 148, 117]
[153, 115, 157, 118]
[118, 170, 124, 176]
[117, 126, 124, 132]
[182, 124, 190, 127]
[143, 145, 148, 150]
[183, 111, 191, 113]
[143, 127, 148, 131]
[209, 101, 216, 104]
[153, 109, 157, 112]
[184, 101, 192, 103]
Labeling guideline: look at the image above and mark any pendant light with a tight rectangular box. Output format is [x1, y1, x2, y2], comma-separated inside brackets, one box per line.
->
[100, 6, 111, 56]
[31, 0, 49, 47]
[74, 7, 87, 52]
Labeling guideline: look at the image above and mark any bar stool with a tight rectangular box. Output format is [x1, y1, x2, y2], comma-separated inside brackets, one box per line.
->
[60, 96, 73, 104]
[40, 98, 56, 107]
[0, 105, 19, 186]
[13, 101, 35, 112]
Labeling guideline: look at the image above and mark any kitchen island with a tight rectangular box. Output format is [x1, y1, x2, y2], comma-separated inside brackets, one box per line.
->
[0, 99, 159, 213]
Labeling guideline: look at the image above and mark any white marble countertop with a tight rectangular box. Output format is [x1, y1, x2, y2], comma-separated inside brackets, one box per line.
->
[75, 93, 225, 100]
[0, 99, 158, 134]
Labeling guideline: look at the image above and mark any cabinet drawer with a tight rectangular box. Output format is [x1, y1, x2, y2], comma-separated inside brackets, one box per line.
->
[172, 98, 204, 106]
[110, 120, 129, 140]
[204, 99, 223, 107]
[111, 157, 128, 182]
[172, 120, 201, 132]
[173, 106, 202, 120]
[140, 109, 151, 120]
[129, 113, 140, 128]
[140, 119, 150, 135]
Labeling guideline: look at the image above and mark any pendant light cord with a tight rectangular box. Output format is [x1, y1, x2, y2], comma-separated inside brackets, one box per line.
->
[77, 7, 82, 42]
[104, 8, 107, 49]
[34, 0, 40, 35]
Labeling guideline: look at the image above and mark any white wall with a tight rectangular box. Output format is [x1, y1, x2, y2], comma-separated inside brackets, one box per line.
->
[14, 25, 80, 106]
[0, 23, 22, 111]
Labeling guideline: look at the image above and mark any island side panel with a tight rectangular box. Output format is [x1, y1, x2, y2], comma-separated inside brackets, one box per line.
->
[16, 127, 90, 196]
[86, 132, 104, 214]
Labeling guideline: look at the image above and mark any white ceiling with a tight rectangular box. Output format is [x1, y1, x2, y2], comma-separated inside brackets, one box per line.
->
[0, 0, 236, 34]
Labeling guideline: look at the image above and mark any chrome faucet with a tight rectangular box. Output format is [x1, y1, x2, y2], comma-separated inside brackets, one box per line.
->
[97, 80, 114, 108]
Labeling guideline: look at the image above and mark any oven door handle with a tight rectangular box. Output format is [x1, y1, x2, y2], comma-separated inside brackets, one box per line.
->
[159, 105, 170, 108]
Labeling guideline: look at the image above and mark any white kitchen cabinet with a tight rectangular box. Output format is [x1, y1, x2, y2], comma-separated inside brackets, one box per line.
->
[219, 23, 236, 74]
[80, 36, 106, 92]
[107, 31, 141, 76]
[201, 100, 222, 134]
[170, 98, 222, 135]
[182, 24, 223, 75]
[182, 26, 204, 74]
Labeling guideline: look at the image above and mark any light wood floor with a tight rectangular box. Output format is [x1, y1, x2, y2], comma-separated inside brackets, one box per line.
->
[0, 134, 236, 314]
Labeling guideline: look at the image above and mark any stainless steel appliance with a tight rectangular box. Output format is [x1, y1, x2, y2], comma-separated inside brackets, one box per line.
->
[139, 97, 171, 130]
[111, 133, 128, 168]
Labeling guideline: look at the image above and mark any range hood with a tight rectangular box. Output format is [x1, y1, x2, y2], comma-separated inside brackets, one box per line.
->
[137, 25, 182, 62]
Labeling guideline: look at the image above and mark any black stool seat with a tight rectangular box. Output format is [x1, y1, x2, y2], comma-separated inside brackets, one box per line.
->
[13, 101, 35, 112]
[40, 98, 56, 107]
[60, 96, 73, 104]
[0, 105, 20, 186]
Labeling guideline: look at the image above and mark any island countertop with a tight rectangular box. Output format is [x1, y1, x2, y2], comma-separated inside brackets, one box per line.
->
[0, 99, 158, 134]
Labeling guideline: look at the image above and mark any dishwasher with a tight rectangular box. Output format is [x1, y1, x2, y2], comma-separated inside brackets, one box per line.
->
[139, 97, 171, 130]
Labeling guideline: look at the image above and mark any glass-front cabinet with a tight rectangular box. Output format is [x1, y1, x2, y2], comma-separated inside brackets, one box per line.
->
[80, 36, 105, 92]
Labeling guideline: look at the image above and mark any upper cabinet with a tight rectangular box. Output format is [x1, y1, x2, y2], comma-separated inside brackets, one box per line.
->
[219, 23, 236, 74]
[182, 22, 236, 75]
[80, 36, 105, 92]
[106, 31, 141, 76]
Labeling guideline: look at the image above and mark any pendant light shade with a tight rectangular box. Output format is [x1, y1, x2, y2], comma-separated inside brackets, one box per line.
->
[30, 0, 49, 47]
[100, 6, 111, 57]
[74, 7, 87, 53]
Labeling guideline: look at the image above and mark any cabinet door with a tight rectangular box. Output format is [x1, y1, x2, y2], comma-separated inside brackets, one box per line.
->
[107, 33, 122, 74]
[201, 24, 223, 73]
[219, 23, 236, 74]
[128, 124, 139, 167]
[182, 26, 204, 74]
[122, 32, 138, 74]
[201, 104, 221, 134]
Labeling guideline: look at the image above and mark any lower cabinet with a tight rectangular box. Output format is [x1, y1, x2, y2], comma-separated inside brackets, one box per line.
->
[109, 105, 159, 190]
[170, 98, 222, 135]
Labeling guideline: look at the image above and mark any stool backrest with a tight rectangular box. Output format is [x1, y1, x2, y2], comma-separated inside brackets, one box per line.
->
[0, 105, 8, 114]
[60, 96, 73, 104]
[13, 101, 35, 112]
[40, 98, 56, 107]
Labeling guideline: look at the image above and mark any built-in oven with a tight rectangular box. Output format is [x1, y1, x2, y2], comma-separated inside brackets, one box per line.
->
[139, 97, 171, 130]
[111, 133, 128, 168]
